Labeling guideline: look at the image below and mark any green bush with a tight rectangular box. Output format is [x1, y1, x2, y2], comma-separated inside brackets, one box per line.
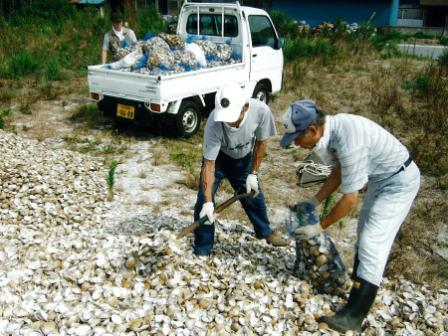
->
[136, 5, 165, 37]
[412, 31, 435, 39]
[45, 58, 62, 81]
[7, 0, 74, 25]
[440, 36, 448, 46]
[7, 51, 39, 78]
[379, 43, 401, 59]
[283, 37, 336, 62]
[371, 30, 407, 50]
[269, 10, 300, 38]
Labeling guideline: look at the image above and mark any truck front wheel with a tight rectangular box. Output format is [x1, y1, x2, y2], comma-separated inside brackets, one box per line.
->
[252, 82, 270, 104]
[175, 100, 201, 137]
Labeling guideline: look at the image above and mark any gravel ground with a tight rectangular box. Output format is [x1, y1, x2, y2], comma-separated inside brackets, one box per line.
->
[1, 129, 447, 336]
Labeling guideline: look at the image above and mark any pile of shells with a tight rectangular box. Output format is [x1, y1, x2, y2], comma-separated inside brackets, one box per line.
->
[159, 32, 185, 49]
[194, 40, 218, 57]
[0, 130, 447, 335]
[173, 50, 197, 68]
[106, 34, 240, 76]
[293, 234, 351, 297]
[142, 36, 171, 53]
[147, 48, 175, 70]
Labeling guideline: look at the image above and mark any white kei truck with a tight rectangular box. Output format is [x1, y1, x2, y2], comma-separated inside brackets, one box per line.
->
[87, 1, 284, 137]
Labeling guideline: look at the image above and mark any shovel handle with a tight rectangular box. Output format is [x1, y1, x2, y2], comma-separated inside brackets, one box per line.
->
[176, 216, 207, 239]
[176, 190, 255, 239]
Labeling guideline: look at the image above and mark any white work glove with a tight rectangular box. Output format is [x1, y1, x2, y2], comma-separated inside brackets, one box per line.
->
[246, 173, 259, 197]
[291, 196, 319, 213]
[294, 222, 324, 240]
[200, 202, 215, 224]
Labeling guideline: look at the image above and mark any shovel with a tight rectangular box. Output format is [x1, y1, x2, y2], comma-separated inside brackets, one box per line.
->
[176, 190, 255, 239]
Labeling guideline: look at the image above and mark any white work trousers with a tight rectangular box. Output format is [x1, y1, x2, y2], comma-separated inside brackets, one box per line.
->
[356, 162, 420, 286]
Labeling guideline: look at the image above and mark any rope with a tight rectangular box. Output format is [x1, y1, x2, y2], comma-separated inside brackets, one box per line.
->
[296, 160, 333, 177]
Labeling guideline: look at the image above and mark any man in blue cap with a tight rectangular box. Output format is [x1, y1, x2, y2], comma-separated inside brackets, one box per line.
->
[280, 99, 420, 332]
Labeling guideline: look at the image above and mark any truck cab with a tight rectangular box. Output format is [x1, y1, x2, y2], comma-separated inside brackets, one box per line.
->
[177, 1, 284, 104]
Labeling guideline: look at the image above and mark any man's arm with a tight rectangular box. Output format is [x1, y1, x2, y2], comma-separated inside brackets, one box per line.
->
[315, 164, 341, 203]
[202, 159, 215, 203]
[320, 191, 358, 229]
[101, 49, 108, 64]
[250, 139, 267, 173]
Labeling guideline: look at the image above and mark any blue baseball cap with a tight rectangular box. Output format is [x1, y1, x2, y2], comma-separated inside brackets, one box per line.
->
[280, 99, 319, 148]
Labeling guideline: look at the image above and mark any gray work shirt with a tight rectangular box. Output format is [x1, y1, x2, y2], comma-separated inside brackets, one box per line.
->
[203, 99, 276, 160]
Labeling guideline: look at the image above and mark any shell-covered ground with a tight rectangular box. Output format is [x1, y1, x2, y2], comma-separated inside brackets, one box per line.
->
[1, 130, 447, 336]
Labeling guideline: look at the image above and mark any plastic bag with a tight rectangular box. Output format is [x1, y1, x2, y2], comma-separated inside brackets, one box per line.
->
[185, 43, 207, 68]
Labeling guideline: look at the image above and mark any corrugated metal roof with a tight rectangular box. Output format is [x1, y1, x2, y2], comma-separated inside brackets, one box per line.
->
[420, 0, 448, 6]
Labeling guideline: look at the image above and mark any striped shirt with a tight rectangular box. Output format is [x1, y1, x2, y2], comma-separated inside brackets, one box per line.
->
[327, 114, 409, 194]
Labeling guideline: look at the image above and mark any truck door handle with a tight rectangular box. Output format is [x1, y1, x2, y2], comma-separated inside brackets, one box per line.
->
[252, 54, 257, 57]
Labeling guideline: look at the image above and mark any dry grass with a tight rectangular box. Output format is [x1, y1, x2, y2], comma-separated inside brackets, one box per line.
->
[150, 148, 172, 166]
[175, 173, 199, 190]
[136, 198, 151, 206]
[137, 170, 148, 179]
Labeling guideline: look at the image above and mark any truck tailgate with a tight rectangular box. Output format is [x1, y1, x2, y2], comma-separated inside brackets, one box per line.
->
[88, 65, 160, 102]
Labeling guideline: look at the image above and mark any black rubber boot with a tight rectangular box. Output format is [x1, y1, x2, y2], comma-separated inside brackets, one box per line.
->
[318, 277, 378, 332]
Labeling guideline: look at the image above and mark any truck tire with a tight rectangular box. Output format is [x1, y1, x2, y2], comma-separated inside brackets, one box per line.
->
[175, 100, 201, 137]
[252, 82, 270, 104]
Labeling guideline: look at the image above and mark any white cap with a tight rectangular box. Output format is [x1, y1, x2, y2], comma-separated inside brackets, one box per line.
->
[213, 84, 248, 122]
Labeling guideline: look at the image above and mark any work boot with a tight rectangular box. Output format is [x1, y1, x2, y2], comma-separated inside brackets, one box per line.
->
[318, 277, 378, 332]
[265, 231, 290, 246]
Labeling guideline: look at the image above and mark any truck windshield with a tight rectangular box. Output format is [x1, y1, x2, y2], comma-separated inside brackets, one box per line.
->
[186, 14, 238, 37]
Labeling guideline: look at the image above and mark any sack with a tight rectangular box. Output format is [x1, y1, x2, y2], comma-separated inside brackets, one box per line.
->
[285, 208, 351, 296]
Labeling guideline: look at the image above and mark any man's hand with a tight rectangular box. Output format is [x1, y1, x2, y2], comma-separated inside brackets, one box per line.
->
[246, 173, 259, 197]
[294, 222, 323, 240]
[291, 196, 319, 213]
[200, 202, 215, 224]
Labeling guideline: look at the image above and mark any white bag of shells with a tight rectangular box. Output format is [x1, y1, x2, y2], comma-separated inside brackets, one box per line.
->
[285, 205, 351, 297]
[103, 32, 240, 76]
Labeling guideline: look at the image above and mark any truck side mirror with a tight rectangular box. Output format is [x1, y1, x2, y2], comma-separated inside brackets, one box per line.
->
[275, 37, 285, 50]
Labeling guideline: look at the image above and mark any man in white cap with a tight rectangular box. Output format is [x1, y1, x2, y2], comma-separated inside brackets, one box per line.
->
[101, 12, 137, 63]
[280, 100, 420, 332]
[193, 84, 289, 256]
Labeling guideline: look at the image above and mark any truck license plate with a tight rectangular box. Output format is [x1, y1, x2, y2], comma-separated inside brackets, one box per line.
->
[116, 104, 135, 119]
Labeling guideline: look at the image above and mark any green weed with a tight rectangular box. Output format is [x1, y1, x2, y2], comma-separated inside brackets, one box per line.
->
[20, 104, 32, 115]
[45, 58, 62, 81]
[107, 160, 118, 201]
[168, 142, 201, 173]
[0, 108, 13, 129]
[7, 51, 38, 78]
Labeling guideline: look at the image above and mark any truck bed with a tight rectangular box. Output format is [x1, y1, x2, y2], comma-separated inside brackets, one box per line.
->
[88, 61, 247, 108]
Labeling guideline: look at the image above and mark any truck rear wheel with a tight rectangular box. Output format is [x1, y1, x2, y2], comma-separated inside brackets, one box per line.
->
[175, 100, 201, 137]
[252, 82, 270, 104]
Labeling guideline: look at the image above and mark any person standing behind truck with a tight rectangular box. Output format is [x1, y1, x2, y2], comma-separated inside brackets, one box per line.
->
[279, 99, 420, 332]
[101, 12, 137, 63]
[193, 84, 289, 256]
